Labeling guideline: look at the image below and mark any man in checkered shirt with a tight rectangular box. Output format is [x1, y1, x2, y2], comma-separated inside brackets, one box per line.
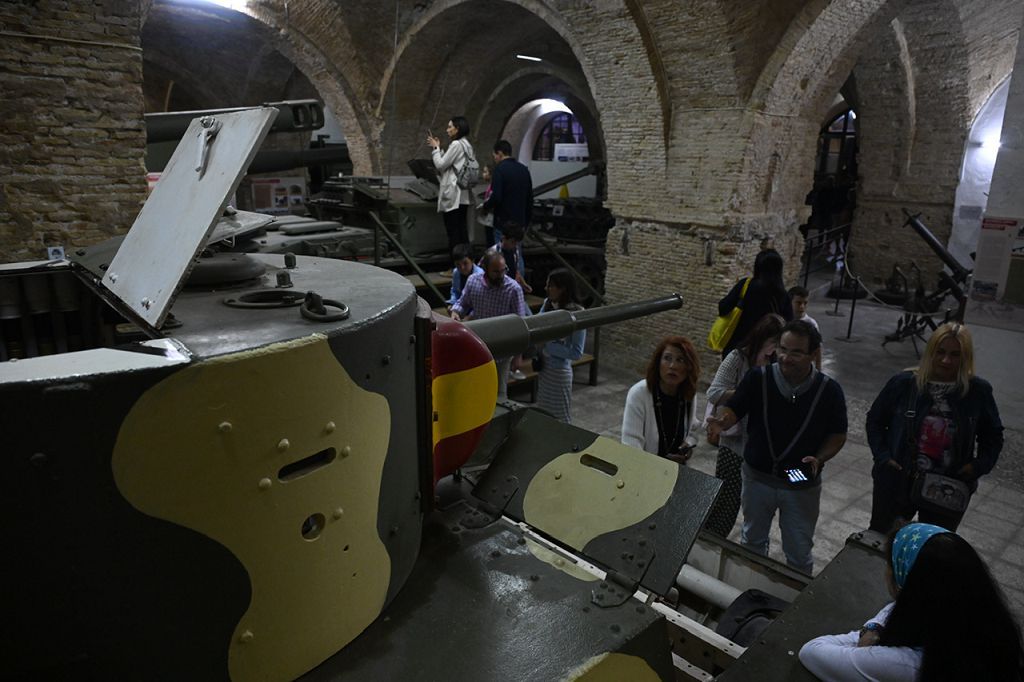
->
[451, 249, 529, 400]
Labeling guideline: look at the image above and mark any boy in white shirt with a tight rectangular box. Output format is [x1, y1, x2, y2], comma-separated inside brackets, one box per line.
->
[789, 286, 822, 368]
[788, 286, 818, 330]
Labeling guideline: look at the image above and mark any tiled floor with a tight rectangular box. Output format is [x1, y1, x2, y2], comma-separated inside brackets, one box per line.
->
[542, 285, 1024, 623]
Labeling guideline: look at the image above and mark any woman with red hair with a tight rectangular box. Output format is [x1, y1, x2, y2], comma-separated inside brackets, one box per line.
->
[621, 336, 701, 461]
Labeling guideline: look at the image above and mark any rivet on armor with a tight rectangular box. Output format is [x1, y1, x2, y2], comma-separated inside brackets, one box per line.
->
[324, 421, 336, 434]
[277, 438, 290, 452]
[342, 445, 352, 458]
[616, 480, 625, 489]
[258, 478, 272, 491]
[332, 507, 344, 519]
[554, 471, 562, 480]
[240, 630, 254, 643]
[218, 421, 232, 433]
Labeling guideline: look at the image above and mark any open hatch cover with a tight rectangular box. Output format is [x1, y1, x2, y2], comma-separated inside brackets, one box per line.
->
[473, 409, 722, 598]
[93, 107, 276, 333]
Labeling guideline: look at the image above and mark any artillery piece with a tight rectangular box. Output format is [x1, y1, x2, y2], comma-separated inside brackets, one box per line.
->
[882, 210, 971, 354]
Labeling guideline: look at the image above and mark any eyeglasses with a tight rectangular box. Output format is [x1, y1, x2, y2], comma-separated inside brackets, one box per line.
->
[777, 345, 809, 359]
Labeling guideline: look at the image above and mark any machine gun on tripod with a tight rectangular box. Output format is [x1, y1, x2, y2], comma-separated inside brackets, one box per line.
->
[882, 209, 971, 356]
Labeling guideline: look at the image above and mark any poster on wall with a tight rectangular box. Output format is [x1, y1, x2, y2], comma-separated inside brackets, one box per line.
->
[965, 214, 1024, 331]
[553, 143, 589, 162]
[251, 176, 307, 215]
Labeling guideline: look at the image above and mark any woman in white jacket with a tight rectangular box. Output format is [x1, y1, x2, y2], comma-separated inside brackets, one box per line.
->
[621, 335, 701, 462]
[427, 116, 474, 252]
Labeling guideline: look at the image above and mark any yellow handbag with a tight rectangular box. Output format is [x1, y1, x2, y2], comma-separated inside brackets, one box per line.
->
[707, 278, 750, 351]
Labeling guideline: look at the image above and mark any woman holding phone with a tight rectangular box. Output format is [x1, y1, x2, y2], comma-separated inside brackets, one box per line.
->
[427, 116, 475, 251]
[621, 335, 701, 462]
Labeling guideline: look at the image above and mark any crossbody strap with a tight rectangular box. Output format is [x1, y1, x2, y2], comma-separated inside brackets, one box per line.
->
[762, 368, 831, 475]
[903, 378, 918, 465]
[737, 278, 751, 310]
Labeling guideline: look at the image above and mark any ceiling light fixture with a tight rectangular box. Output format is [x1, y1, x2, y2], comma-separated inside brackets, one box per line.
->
[516, 54, 542, 62]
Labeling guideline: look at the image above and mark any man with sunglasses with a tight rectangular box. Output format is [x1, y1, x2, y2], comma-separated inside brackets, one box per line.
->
[707, 319, 847, 575]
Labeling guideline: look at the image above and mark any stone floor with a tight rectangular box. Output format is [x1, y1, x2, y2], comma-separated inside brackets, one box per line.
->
[516, 280, 1024, 624]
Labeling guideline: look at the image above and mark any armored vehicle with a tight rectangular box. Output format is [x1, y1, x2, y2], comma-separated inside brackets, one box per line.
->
[2, 108, 896, 681]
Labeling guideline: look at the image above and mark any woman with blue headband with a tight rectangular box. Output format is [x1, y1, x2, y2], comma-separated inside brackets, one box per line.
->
[799, 523, 1024, 681]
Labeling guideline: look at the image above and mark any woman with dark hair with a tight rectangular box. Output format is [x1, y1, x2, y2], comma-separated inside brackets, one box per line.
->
[866, 322, 1003, 533]
[800, 523, 1024, 681]
[621, 336, 701, 461]
[717, 249, 794, 357]
[535, 268, 586, 423]
[704, 313, 786, 536]
[427, 115, 476, 251]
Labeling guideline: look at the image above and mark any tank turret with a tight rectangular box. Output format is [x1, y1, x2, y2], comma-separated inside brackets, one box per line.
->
[1, 107, 699, 681]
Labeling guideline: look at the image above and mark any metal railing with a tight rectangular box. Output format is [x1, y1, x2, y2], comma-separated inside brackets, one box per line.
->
[799, 222, 850, 289]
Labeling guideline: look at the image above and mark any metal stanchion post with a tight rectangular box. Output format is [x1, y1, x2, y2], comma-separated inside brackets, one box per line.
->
[826, 265, 846, 318]
[835, 276, 862, 343]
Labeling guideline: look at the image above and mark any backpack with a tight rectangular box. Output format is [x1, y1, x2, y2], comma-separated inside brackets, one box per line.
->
[455, 140, 480, 189]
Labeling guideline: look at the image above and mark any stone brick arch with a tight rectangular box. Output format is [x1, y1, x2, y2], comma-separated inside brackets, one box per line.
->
[848, 1, 977, 283]
[374, 0, 667, 215]
[183, 0, 383, 174]
[472, 67, 603, 170]
[738, 0, 904, 222]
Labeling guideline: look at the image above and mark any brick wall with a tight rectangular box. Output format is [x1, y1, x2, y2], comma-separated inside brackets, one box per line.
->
[0, 0, 147, 263]
[601, 220, 802, 385]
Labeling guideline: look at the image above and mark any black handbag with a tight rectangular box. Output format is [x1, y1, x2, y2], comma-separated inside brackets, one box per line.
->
[902, 380, 972, 515]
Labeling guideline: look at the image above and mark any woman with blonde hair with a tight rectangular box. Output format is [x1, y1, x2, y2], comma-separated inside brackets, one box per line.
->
[865, 322, 1003, 533]
[622, 336, 701, 462]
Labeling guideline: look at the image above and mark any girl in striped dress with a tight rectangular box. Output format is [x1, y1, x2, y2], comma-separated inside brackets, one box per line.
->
[536, 269, 586, 423]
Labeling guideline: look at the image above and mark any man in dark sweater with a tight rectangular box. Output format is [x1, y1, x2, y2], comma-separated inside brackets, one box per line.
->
[708, 319, 847, 574]
[482, 139, 533, 237]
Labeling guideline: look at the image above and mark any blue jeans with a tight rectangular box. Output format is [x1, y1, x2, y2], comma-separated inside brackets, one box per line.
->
[740, 464, 821, 575]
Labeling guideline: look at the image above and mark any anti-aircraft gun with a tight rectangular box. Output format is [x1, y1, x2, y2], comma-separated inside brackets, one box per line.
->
[1, 108, 901, 681]
[881, 209, 971, 353]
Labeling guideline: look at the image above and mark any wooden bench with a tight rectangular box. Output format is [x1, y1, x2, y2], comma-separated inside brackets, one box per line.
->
[507, 352, 598, 403]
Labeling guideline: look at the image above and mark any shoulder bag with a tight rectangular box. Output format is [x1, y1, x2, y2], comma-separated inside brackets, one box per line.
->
[903, 381, 971, 515]
[708, 278, 750, 351]
[455, 139, 480, 189]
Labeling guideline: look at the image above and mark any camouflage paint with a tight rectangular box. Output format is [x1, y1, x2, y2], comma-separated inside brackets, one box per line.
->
[112, 333, 391, 681]
[522, 437, 678, 553]
[568, 652, 662, 681]
[525, 537, 600, 582]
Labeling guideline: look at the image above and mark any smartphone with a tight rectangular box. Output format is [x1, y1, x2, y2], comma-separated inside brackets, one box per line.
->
[785, 463, 813, 485]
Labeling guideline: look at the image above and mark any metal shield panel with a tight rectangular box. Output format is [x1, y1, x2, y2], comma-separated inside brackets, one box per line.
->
[101, 107, 276, 331]
[473, 409, 722, 597]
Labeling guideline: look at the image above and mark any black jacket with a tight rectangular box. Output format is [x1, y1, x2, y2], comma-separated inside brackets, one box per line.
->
[483, 158, 533, 229]
[865, 371, 1003, 480]
[718, 277, 793, 354]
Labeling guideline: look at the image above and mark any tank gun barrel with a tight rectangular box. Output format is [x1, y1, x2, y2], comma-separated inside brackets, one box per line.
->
[145, 100, 325, 143]
[902, 209, 971, 282]
[246, 146, 350, 174]
[464, 294, 682, 359]
[530, 161, 604, 197]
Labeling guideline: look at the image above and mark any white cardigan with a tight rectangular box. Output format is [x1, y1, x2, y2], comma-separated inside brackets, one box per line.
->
[621, 379, 699, 456]
[431, 138, 472, 213]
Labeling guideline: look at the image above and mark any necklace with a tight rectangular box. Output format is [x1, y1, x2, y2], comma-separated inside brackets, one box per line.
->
[654, 387, 686, 456]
